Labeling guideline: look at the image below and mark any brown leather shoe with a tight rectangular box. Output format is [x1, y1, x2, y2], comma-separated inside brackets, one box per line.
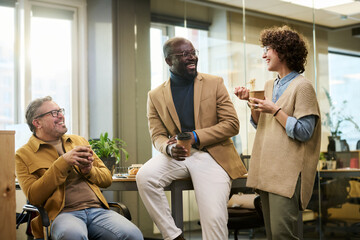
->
[174, 234, 186, 240]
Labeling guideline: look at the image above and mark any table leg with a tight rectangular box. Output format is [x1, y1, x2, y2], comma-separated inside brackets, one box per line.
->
[298, 211, 303, 240]
[171, 182, 184, 231]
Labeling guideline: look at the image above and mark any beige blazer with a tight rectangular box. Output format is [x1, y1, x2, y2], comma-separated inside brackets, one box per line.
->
[147, 72, 247, 179]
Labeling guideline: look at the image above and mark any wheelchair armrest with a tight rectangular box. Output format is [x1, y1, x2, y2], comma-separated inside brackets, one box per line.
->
[108, 201, 132, 221]
[23, 204, 50, 227]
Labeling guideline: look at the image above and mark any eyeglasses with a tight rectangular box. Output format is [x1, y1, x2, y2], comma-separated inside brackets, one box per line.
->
[169, 49, 199, 58]
[34, 108, 65, 119]
[263, 46, 270, 54]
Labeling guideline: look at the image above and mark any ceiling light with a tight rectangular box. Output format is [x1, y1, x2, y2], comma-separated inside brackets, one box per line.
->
[281, 0, 354, 9]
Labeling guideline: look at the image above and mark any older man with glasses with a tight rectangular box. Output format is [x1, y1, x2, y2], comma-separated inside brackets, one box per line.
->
[15, 96, 143, 240]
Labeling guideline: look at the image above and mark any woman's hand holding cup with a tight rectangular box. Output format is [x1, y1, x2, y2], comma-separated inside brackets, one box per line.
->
[234, 86, 250, 100]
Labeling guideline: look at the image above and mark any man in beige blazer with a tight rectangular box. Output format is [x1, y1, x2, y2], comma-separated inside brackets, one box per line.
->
[136, 37, 246, 240]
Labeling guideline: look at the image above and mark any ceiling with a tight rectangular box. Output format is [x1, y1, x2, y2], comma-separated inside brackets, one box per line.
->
[200, 0, 360, 29]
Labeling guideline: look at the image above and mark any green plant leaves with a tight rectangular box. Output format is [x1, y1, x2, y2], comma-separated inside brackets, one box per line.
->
[89, 132, 129, 164]
[322, 88, 360, 136]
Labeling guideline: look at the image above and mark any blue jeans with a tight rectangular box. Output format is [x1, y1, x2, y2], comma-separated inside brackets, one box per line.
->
[51, 208, 143, 240]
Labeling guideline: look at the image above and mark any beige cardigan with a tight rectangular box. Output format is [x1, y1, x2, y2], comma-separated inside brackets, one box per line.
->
[247, 75, 321, 209]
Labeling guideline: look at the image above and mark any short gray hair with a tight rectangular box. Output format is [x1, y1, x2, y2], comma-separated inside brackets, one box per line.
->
[26, 96, 52, 133]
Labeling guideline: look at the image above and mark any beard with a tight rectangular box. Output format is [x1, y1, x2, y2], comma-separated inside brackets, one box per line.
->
[184, 69, 197, 80]
[43, 123, 68, 139]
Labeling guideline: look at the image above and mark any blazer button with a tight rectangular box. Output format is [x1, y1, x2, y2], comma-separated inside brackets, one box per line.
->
[67, 170, 71, 174]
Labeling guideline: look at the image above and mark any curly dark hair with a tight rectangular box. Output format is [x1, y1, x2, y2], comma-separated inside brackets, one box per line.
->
[260, 25, 308, 73]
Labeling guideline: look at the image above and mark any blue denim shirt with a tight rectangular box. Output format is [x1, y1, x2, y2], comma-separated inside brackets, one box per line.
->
[251, 71, 316, 142]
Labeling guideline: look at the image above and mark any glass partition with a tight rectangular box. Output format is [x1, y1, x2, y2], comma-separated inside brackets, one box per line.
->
[149, 0, 360, 239]
[310, 0, 360, 239]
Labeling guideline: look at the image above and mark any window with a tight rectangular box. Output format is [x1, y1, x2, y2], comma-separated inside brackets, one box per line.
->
[30, 5, 74, 133]
[328, 51, 360, 150]
[1, 0, 87, 146]
[0, 3, 15, 129]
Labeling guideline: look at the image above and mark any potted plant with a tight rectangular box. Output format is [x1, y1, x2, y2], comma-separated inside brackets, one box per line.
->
[89, 132, 129, 174]
[323, 88, 359, 137]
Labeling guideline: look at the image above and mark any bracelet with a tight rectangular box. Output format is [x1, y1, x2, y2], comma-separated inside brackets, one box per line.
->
[273, 108, 281, 116]
[192, 131, 198, 144]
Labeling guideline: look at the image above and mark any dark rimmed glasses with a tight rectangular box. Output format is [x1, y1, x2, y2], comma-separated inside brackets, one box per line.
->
[169, 49, 199, 58]
[34, 108, 65, 119]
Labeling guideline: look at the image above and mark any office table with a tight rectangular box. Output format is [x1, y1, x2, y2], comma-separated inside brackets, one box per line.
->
[103, 176, 247, 232]
[318, 169, 360, 178]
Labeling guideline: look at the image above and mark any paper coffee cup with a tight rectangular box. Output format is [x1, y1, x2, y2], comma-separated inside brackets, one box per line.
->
[249, 90, 265, 109]
[177, 132, 192, 157]
[249, 90, 265, 101]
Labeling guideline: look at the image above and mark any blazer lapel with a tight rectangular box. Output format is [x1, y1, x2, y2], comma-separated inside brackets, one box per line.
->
[163, 79, 181, 131]
[193, 74, 203, 128]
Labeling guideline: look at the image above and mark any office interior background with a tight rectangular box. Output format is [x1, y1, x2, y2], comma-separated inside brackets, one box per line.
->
[1, 0, 359, 239]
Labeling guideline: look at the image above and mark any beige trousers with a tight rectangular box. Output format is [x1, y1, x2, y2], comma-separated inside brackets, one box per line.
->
[136, 148, 231, 240]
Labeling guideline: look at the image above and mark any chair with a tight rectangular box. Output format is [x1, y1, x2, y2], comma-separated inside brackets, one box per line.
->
[306, 176, 360, 238]
[227, 189, 264, 240]
[16, 202, 131, 240]
[225, 154, 264, 239]
[240, 154, 251, 170]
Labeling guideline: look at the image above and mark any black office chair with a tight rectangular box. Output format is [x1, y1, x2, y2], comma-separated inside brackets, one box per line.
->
[227, 187, 264, 240]
[346, 178, 360, 238]
[16, 202, 131, 240]
[306, 176, 360, 239]
[225, 154, 264, 239]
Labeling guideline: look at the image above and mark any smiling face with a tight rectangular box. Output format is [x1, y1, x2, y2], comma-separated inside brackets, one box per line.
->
[262, 47, 282, 72]
[165, 39, 198, 80]
[32, 101, 68, 141]
[262, 46, 292, 78]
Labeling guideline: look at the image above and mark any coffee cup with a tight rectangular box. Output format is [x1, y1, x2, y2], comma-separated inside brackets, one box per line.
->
[177, 132, 192, 157]
[249, 90, 265, 102]
[249, 90, 265, 109]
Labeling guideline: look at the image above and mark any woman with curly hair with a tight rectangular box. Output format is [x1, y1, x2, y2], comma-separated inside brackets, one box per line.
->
[234, 25, 321, 239]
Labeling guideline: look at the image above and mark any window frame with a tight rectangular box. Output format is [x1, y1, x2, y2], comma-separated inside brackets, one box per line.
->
[14, 0, 88, 137]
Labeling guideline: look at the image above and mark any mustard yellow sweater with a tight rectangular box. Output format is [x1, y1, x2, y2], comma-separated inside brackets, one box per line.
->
[15, 134, 112, 238]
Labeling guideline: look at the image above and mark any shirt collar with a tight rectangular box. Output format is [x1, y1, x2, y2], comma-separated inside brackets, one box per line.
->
[28, 134, 72, 153]
[275, 71, 299, 86]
